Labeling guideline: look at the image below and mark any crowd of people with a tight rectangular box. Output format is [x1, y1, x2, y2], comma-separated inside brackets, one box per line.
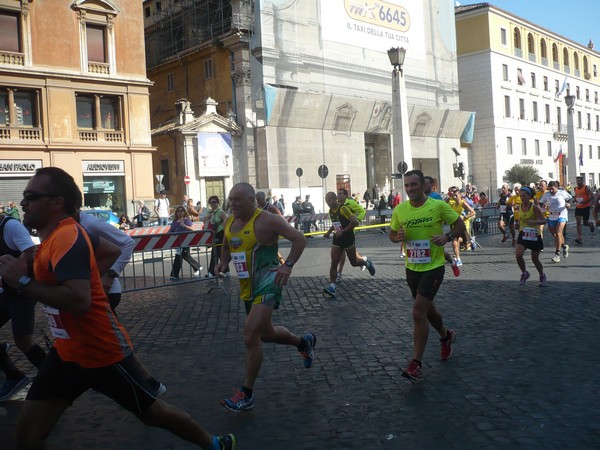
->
[1, 166, 598, 448]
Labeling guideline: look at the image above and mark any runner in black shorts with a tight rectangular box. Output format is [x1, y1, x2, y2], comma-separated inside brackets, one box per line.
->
[497, 184, 515, 243]
[322, 191, 375, 298]
[514, 186, 547, 286]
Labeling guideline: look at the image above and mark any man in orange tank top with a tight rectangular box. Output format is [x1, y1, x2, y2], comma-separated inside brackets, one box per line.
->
[0, 168, 236, 450]
[573, 176, 595, 244]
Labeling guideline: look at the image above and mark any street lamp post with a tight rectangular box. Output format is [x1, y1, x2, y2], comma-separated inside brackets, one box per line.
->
[388, 47, 413, 198]
[565, 95, 577, 186]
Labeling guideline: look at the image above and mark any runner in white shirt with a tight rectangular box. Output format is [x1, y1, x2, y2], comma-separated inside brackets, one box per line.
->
[539, 181, 571, 263]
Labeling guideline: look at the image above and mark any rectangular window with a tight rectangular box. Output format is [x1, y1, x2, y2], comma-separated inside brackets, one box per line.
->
[0, 11, 20, 53]
[576, 86, 580, 99]
[577, 111, 582, 128]
[521, 138, 527, 155]
[14, 91, 35, 126]
[519, 98, 525, 119]
[86, 24, 106, 63]
[589, 145, 593, 160]
[532, 101, 538, 122]
[204, 59, 213, 79]
[587, 113, 591, 130]
[502, 64, 508, 81]
[76, 93, 121, 130]
[160, 159, 170, 191]
[504, 96, 511, 117]
[144, 7, 151, 18]
[545, 104, 550, 124]
[517, 69, 525, 85]
[547, 141, 553, 157]
[507, 136, 513, 155]
[555, 79, 559, 94]
[589, 173, 595, 188]
[167, 73, 174, 92]
[598, 146, 600, 160]
[557, 107, 562, 126]
[0, 89, 37, 127]
[596, 115, 599, 131]
[596, 92, 599, 104]
[500, 28, 507, 46]
[535, 140, 540, 156]
[531, 72, 536, 88]
[586, 89, 590, 102]
[543, 76, 548, 91]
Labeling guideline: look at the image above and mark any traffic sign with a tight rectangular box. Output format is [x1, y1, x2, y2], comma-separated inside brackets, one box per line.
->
[397, 161, 408, 174]
[318, 164, 329, 179]
[184, 175, 191, 185]
[155, 183, 165, 193]
[296, 167, 303, 177]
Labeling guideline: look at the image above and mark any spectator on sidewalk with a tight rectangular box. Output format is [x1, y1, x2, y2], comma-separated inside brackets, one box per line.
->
[169, 206, 202, 280]
[134, 200, 150, 227]
[154, 191, 170, 226]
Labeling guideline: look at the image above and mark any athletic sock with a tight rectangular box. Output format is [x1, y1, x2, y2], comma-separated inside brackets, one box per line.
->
[298, 337, 307, 352]
[241, 386, 253, 397]
[24, 344, 46, 369]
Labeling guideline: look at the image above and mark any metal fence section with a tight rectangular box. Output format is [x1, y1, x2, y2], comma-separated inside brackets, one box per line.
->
[121, 228, 224, 293]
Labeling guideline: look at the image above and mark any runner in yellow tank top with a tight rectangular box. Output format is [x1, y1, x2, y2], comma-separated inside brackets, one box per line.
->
[217, 182, 316, 413]
[514, 186, 547, 286]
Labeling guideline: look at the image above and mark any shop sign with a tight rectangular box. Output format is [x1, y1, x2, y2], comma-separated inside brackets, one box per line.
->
[0, 159, 42, 175]
[82, 160, 124, 175]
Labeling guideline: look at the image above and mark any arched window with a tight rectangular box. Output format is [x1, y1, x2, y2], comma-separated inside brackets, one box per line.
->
[563, 48, 570, 68]
[513, 27, 522, 49]
[513, 27, 522, 57]
[552, 43, 559, 63]
[573, 52, 580, 72]
[527, 33, 535, 54]
[540, 39, 547, 59]
[583, 56, 590, 78]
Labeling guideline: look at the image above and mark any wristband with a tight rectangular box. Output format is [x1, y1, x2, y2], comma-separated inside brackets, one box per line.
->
[284, 261, 295, 268]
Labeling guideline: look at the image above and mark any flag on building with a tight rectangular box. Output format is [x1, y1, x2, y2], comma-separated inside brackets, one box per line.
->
[579, 148, 584, 166]
[553, 147, 563, 163]
[555, 76, 568, 99]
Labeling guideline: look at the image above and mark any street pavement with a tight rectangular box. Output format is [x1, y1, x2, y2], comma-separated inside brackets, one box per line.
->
[1, 226, 600, 449]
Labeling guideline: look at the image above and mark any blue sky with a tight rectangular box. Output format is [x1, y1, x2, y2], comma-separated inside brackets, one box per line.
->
[458, 1, 599, 49]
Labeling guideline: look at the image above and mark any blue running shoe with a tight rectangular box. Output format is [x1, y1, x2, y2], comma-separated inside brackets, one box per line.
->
[0, 375, 30, 402]
[214, 434, 237, 450]
[323, 285, 336, 298]
[221, 389, 254, 413]
[300, 332, 317, 368]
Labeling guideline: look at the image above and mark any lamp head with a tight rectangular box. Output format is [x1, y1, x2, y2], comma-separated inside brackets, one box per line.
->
[565, 95, 575, 109]
[451, 147, 461, 157]
[387, 47, 406, 69]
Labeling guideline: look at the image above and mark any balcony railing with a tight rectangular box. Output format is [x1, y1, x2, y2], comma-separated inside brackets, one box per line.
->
[553, 124, 567, 141]
[78, 130, 123, 143]
[0, 126, 42, 141]
[0, 50, 24, 66]
[88, 62, 110, 74]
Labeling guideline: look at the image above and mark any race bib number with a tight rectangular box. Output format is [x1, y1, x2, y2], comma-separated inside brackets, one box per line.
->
[522, 227, 538, 241]
[332, 221, 343, 231]
[43, 305, 70, 339]
[232, 252, 249, 279]
[576, 197, 583, 204]
[549, 211, 560, 220]
[406, 240, 432, 264]
[500, 205, 507, 213]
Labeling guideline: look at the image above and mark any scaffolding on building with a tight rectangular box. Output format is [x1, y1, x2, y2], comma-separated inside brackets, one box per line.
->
[144, 0, 253, 69]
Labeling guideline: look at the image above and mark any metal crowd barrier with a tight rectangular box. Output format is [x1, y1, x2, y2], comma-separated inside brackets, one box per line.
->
[121, 228, 222, 293]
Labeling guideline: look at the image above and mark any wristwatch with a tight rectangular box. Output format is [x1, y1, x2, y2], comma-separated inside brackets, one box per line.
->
[445, 232, 453, 241]
[284, 260, 295, 268]
[18, 275, 32, 291]
[107, 269, 119, 278]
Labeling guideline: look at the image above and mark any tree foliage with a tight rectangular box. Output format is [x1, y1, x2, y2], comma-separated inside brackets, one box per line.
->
[503, 164, 541, 185]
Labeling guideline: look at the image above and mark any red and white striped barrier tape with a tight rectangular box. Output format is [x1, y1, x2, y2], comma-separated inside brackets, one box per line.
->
[131, 230, 214, 252]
